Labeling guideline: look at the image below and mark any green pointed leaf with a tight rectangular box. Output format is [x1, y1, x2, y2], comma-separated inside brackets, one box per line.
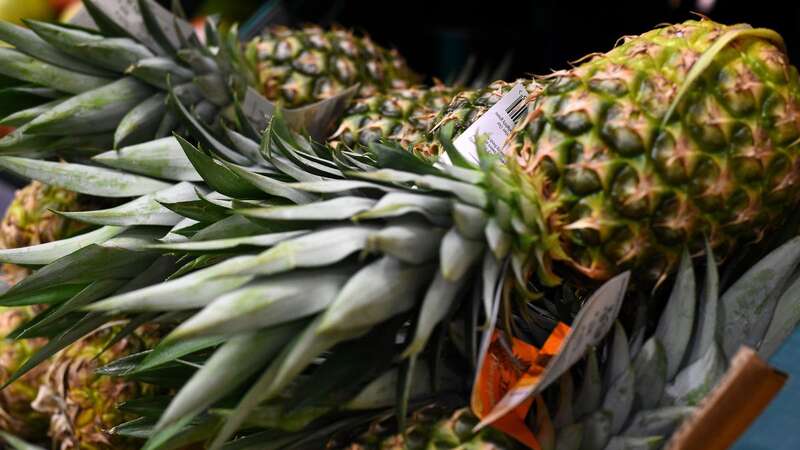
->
[354, 192, 451, 224]
[367, 141, 443, 176]
[0, 47, 111, 94]
[115, 93, 166, 147]
[59, 182, 199, 226]
[238, 197, 375, 221]
[622, 406, 695, 437]
[575, 350, 603, 419]
[87, 275, 253, 312]
[151, 231, 306, 252]
[686, 241, 719, 365]
[319, 257, 433, 334]
[439, 228, 484, 281]
[128, 56, 193, 89]
[4, 239, 158, 297]
[170, 267, 350, 340]
[1, 97, 65, 127]
[14, 279, 125, 337]
[28, 19, 153, 72]
[222, 161, 317, 204]
[604, 436, 662, 450]
[662, 342, 727, 407]
[0, 20, 108, 76]
[0, 225, 125, 266]
[169, 91, 251, 166]
[655, 249, 696, 380]
[0, 156, 171, 197]
[719, 236, 800, 359]
[0, 283, 87, 307]
[2, 313, 108, 388]
[208, 315, 366, 450]
[365, 221, 444, 264]
[580, 410, 612, 450]
[26, 77, 153, 135]
[175, 135, 261, 198]
[94, 137, 201, 181]
[759, 272, 800, 358]
[0, 431, 47, 450]
[632, 339, 667, 410]
[88, 226, 375, 312]
[156, 323, 300, 431]
[403, 270, 466, 358]
[134, 335, 226, 374]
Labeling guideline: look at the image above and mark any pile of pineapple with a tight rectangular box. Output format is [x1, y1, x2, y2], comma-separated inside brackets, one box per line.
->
[0, 1, 799, 449]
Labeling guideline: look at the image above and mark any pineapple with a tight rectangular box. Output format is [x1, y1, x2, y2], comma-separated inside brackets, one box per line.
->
[329, 79, 540, 160]
[0, 1, 418, 158]
[0, 306, 49, 440]
[31, 323, 161, 450]
[1, 18, 799, 449]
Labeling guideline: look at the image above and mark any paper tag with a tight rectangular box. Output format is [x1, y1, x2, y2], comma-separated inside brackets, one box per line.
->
[451, 82, 529, 163]
[475, 272, 630, 429]
[471, 324, 570, 450]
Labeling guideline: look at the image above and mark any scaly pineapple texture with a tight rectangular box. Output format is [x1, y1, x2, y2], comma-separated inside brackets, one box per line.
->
[497, 20, 800, 284]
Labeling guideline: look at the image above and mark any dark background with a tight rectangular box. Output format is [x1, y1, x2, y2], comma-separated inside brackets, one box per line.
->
[199, 0, 800, 84]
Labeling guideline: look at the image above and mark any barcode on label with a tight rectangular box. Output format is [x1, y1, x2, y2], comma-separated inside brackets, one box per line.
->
[504, 93, 528, 124]
[446, 82, 530, 165]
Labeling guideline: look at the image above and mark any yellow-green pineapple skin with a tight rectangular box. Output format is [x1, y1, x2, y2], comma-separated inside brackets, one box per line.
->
[496, 19, 800, 284]
[0, 306, 49, 439]
[247, 25, 419, 108]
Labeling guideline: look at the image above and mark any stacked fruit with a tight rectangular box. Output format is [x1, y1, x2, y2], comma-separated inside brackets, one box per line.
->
[0, 2, 798, 449]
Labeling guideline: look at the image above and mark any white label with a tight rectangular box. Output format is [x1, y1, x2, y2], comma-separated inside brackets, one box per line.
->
[450, 82, 529, 164]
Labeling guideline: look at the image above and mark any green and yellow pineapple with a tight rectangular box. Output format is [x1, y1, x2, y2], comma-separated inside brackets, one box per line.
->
[249, 25, 418, 108]
[0, 181, 86, 284]
[503, 20, 800, 284]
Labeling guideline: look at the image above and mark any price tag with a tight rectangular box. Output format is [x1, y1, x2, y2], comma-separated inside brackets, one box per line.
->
[450, 82, 529, 163]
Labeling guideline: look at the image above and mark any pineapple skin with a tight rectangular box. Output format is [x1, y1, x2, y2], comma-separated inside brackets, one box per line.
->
[32, 324, 161, 450]
[0, 307, 49, 440]
[246, 25, 419, 108]
[498, 20, 800, 285]
[329, 84, 459, 159]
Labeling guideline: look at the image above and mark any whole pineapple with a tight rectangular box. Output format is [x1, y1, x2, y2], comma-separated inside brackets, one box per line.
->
[32, 324, 161, 450]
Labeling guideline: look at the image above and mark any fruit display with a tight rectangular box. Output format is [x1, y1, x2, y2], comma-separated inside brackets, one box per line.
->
[0, 1, 797, 449]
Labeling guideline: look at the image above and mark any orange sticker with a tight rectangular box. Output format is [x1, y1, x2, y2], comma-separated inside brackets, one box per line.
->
[471, 323, 570, 450]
